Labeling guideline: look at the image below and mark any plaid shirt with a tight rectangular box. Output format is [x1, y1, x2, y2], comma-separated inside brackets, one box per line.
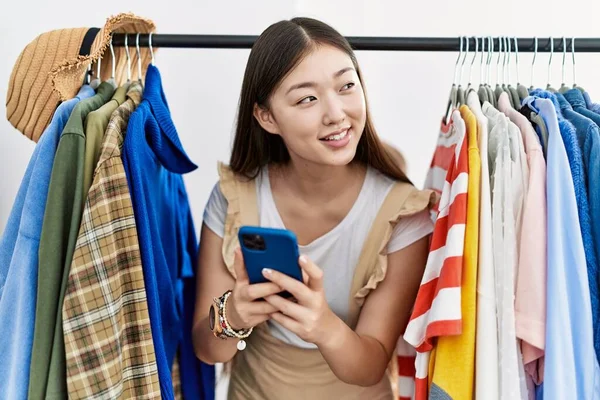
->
[62, 82, 161, 399]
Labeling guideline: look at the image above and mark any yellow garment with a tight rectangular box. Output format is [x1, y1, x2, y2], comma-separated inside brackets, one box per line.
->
[428, 105, 480, 399]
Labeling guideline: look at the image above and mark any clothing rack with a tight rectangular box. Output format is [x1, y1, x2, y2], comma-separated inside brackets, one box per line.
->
[111, 34, 600, 52]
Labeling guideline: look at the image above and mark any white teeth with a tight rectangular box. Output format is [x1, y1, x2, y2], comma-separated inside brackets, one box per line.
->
[324, 129, 348, 141]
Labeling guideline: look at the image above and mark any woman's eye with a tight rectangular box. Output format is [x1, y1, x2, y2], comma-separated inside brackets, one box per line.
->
[298, 96, 317, 105]
[341, 82, 355, 91]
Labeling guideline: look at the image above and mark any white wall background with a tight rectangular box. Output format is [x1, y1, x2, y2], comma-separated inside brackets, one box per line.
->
[3, 0, 600, 397]
[5, 0, 600, 237]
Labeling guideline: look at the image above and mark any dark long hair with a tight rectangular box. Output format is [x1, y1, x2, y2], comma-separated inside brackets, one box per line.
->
[230, 17, 411, 184]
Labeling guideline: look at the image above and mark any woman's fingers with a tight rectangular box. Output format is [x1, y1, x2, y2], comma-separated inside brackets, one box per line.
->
[299, 255, 324, 291]
[262, 268, 312, 302]
[242, 282, 283, 301]
[264, 294, 307, 320]
[248, 312, 275, 328]
[270, 312, 303, 334]
[232, 247, 249, 284]
[247, 300, 279, 316]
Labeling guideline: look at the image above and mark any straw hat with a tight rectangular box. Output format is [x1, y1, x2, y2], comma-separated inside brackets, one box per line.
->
[6, 13, 156, 143]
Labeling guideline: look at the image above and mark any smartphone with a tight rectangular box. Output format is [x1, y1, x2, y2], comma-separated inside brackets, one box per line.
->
[238, 226, 303, 298]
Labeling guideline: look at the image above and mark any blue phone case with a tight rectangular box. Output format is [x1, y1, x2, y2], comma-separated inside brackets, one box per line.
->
[238, 226, 303, 291]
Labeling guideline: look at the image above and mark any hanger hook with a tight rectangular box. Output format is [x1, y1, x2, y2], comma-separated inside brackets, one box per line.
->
[459, 36, 469, 86]
[572, 37, 577, 87]
[504, 37, 510, 84]
[487, 36, 494, 85]
[514, 37, 520, 84]
[136, 33, 143, 82]
[149, 33, 156, 65]
[480, 37, 486, 84]
[124, 34, 132, 82]
[506, 37, 511, 84]
[562, 37, 567, 86]
[547, 36, 554, 88]
[86, 64, 91, 85]
[452, 36, 463, 85]
[468, 36, 478, 85]
[531, 37, 538, 88]
[109, 35, 116, 80]
[508, 37, 512, 83]
[497, 36, 504, 85]
[500, 37, 505, 85]
[96, 51, 102, 82]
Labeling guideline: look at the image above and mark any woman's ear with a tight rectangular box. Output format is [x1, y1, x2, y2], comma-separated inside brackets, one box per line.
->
[253, 103, 280, 135]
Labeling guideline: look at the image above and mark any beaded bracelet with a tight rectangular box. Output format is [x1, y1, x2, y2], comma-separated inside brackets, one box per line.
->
[219, 290, 253, 350]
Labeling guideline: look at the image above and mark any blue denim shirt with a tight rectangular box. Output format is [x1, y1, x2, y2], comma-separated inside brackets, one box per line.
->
[0, 86, 95, 400]
[583, 91, 600, 115]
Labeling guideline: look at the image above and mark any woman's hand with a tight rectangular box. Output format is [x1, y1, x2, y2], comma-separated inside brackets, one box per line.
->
[262, 255, 341, 346]
[227, 248, 282, 330]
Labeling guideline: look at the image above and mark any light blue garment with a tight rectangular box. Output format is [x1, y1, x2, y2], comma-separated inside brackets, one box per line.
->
[0, 85, 95, 400]
[583, 91, 600, 115]
[524, 95, 600, 400]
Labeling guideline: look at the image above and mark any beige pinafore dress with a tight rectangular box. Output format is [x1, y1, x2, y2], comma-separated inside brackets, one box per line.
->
[216, 162, 436, 400]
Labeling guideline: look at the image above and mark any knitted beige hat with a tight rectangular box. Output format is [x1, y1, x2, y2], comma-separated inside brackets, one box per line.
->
[6, 13, 156, 143]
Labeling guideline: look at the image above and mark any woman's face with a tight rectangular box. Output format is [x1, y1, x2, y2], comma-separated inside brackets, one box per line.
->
[254, 44, 367, 167]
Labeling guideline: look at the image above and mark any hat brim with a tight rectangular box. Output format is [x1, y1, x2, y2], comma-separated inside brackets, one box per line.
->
[50, 12, 156, 102]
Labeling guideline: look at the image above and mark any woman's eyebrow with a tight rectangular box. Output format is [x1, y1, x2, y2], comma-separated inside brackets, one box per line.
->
[286, 67, 356, 95]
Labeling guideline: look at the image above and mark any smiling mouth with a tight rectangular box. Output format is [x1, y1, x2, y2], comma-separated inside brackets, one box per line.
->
[320, 128, 350, 141]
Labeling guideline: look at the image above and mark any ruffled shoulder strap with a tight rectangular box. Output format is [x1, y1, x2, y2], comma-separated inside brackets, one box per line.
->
[346, 182, 438, 329]
[217, 162, 259, 278]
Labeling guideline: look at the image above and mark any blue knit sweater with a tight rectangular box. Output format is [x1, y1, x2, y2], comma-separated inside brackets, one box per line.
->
[123, 65, 214, 400]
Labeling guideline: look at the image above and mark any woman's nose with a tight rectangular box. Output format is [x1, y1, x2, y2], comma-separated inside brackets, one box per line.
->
[322, 96, 346, 126]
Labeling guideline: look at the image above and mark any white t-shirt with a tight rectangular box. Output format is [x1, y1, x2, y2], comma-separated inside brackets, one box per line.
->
[203, 165, 433, 348]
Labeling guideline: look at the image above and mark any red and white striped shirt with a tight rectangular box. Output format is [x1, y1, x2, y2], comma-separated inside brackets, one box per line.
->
[403, 111, 468, 399]
[424, 114, 467, 218]
[397, 338, 417, 400]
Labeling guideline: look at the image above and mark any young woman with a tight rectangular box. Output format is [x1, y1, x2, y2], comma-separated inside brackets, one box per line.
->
[193, 17, 436, 400]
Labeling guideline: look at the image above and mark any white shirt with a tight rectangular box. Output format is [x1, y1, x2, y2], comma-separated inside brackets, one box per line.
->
[483, 103, 528, 400]
[203, 165, 433, 348]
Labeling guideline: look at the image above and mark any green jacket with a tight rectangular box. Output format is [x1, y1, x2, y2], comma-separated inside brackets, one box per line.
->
[29, 81, 115, 400]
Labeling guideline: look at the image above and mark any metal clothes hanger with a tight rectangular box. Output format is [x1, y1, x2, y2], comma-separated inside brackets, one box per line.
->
[506, 36, 520, 108]
[478, 37, 490, 104]
[95, 51, 102, 84]
[502, 37, 509, 90]
[85, 64, 92, 86]
[466, 36, 478, 93]
[496, 36, 503, 89]
[136, 33, 144, 84]
[149, 32, 156, 66]
[108, 34, 117, 85]
[457, 35, 468, 106]
[546, 37, 557, 92]
[559, 37, 570, 93]
[495, 36, 506, 103]
[530, 37, 538, 91]
[486, 36, 493, 88]
[515, 37, 529, 101]
[444, 36, 463, 124]
[125, 34, 132, 84]
[487, 36, 497, 107]
[570, 37, 585, 93]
